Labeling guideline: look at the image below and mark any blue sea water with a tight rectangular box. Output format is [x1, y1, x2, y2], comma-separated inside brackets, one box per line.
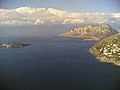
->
[0, 24, 120, 90]
[0, 35, 120, 90]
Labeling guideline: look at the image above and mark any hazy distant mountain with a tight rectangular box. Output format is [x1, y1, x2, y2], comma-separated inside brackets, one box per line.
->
[90, 33, 120, 66]
[58, 24, 118, 41]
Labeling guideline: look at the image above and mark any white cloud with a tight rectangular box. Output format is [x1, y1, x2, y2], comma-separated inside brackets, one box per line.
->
[34, 19, 44, 25]
[0, 7, 119, 26]
[112, 13, 120, 18]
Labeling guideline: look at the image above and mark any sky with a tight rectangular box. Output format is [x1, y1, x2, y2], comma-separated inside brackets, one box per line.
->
[0, 0, 120, 26]
[0, 0, 120, 13]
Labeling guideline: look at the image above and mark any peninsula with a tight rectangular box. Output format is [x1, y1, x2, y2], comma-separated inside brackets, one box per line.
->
[58, 24, 118, 41]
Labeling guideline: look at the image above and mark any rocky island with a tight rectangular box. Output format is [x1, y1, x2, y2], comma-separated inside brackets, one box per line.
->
[2, 42, 30, 48]
[89, 33, 120, 66]
[58, 24, 118, 41]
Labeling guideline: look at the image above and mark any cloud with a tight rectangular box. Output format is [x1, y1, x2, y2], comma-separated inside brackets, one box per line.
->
[0, 7, 119, 25]
[112, 13, 120, 18]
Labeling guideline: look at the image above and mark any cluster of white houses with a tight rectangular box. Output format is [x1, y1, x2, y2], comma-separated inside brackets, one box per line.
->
[100, 43, 120, 58]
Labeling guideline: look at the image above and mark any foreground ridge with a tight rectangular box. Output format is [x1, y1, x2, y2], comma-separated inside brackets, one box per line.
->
[89, 33, 120, 66]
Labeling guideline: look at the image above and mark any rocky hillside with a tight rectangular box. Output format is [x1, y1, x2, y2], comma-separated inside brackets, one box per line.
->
[89, 33, 120, 66]
[58, 24, 118, 40]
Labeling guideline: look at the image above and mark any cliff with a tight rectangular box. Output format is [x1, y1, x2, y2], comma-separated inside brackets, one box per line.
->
[58, 24, 118, 40]
[2, 42, 30, 48]
[89, 33, 120, 66]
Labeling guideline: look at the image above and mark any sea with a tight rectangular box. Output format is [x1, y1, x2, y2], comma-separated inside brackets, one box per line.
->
[0, 25, 120, 90]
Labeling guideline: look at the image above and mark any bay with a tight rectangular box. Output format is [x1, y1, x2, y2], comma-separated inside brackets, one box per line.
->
[0, 35, 120, 90]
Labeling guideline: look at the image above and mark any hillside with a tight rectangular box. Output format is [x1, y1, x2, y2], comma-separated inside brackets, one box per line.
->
[89, 33, 120, 66]
[58, 24, 118, 40]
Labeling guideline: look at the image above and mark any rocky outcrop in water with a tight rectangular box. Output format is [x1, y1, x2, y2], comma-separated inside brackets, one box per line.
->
[58, 24, 118, 41]
[2, 42, 30, 48]
[89, 33, 120, 66]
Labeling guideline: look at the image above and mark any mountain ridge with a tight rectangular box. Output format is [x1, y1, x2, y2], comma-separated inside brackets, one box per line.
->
[58, 24, 118, 41]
